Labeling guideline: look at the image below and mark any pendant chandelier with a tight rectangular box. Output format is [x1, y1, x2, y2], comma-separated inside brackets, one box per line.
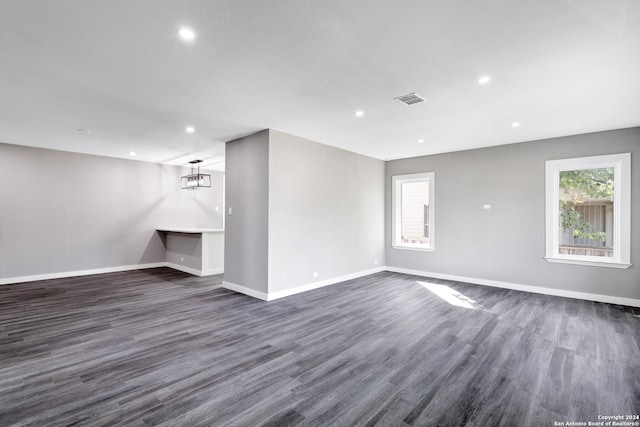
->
[181, 160, 211, 190]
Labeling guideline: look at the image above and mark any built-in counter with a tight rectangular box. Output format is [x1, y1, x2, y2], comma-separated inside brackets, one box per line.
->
[157, 228, 224, 276]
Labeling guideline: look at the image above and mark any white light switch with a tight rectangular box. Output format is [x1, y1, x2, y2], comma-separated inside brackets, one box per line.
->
[483, 204, 492, 210]
[228, 207, 233, 215]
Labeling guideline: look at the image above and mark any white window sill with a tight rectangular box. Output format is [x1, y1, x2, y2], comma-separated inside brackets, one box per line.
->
[392, 245, 435, 252]
[544, 256, 631, 269]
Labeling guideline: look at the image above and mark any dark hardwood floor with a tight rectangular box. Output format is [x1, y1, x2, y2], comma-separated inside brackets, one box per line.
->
[1, 268, 639, 426]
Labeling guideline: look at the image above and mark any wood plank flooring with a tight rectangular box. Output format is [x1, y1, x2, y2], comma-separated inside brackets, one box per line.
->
[1, 268, 639, 426]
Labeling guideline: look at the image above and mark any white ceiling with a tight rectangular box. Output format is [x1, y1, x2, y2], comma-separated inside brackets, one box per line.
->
[1, 0, 639, 171]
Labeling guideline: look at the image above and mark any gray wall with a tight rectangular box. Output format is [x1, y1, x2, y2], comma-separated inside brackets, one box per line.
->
[223, 130, 270, 293]
[0, 143, 223, 279]
[385, 127, 640, 300]
[165, 233, 202, 272]
[268, 130, 385, 293]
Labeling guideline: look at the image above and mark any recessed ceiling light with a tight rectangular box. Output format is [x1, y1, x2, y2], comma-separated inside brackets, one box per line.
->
[178, 27, 196, 41]
[418, 139, 424, 144]
[129, 151, 136, 156]
[354, 111, 364, 117]
[512, 122, 520, 127]
[478, 76, 491, 85]
[186, 126, 195, 133]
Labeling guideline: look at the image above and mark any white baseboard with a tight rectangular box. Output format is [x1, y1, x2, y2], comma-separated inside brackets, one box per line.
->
[384, 266, 640, 308]
[165, 263, 224, 277]
[4, 261, 636, 308]
[165, 262, 202, 277]
[1, 261, 222, 286]
[222, 281, 269, 301]
[267, 267, 386, 301]
[0, 263, 166, 286]
[222, 267, 386, 301]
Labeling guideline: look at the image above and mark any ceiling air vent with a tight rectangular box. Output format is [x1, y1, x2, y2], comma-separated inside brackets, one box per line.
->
[394, 92, 426, 106]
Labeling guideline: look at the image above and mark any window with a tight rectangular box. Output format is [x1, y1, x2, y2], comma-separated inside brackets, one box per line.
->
[545, 153, 631, 268]
[392, 172, 435, 251]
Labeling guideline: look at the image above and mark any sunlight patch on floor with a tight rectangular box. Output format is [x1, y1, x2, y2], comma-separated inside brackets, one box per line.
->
[418, 281, 485, 310]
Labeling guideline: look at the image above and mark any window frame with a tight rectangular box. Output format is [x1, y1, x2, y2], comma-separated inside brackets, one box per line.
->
[392, 172, 435, 252]
[544, 153, 631, 269]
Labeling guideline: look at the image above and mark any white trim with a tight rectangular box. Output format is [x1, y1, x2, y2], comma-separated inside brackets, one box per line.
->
[222, 281, 269, 301]
[384, 266, 640, 308]
[266, 267, 386, 301]
[165, 262, 204, 277]
[3, 263, 637, 308]
[0, 262, 224, 285]
[165, 263, 224, 277]
[222, 268, 385, 301]
[391, 245, 435, 252]
[392, 172, 435, 252]
[544, 257, 631, 269]
[0, 263, 166, 286]
[545, 153, 631, 268]
[157, 228, 224, 233]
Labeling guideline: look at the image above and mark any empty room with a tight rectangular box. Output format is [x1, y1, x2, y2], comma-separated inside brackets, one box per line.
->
[1, 1, 639, 426]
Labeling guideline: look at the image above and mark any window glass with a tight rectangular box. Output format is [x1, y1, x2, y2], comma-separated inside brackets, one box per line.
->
[559, 168, 614, 257]
[392, 172, 434, 251]
[545, 154, 630, 268]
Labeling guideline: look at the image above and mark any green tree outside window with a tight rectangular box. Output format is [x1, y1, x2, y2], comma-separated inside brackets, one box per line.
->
[559, 168, 613, 245]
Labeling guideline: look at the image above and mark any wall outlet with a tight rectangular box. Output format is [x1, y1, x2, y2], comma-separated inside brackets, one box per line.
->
[483, 204, 492, 210]
[374, 259, 379, 265]
[215, 206, 219, 212]
[228, 207, 233, 215]
[180, 257, 184, 262]
[312, 272, 318, 278]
